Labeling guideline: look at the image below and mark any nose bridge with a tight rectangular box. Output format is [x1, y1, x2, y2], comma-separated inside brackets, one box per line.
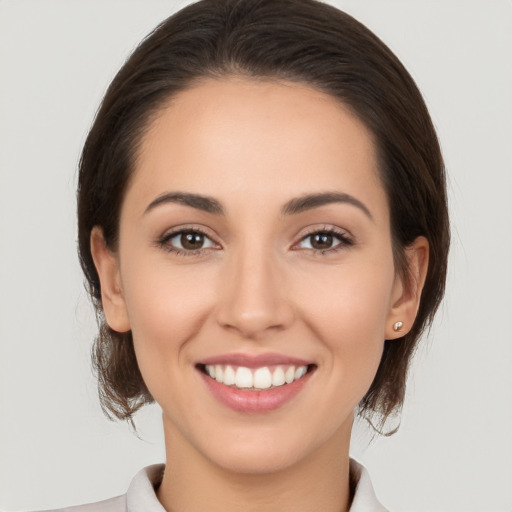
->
[216, 239, 293, 338]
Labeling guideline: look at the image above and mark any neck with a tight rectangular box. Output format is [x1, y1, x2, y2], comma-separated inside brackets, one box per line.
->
[156, 417, 353, 512]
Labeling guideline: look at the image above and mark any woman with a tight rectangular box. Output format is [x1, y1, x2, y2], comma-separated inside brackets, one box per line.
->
[59, 0, 448, 510]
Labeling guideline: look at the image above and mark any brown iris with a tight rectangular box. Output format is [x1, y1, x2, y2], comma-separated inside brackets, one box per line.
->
[310, 232, 334, 250]
[181, 232, 205, 250]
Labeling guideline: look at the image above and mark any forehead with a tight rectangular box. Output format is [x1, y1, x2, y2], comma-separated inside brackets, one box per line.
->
[127, 77, 387, 222]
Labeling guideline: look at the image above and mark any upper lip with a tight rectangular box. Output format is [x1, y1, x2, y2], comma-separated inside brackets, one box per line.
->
[198, 352, 313, 368]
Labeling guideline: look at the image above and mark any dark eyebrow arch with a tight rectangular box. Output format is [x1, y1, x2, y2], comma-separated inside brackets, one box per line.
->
[282, 192, 373, 220]
[144, 191, 372, 220]
[144, 192, 224, 215]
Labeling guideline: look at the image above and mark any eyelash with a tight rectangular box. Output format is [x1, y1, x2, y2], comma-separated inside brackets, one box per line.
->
[295, 227, 354, 255]
[157, 226, 354, 257]
[157, 227, 215, 257]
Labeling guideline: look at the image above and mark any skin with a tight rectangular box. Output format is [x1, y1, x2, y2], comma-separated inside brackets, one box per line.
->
[91, 77, 429, 512]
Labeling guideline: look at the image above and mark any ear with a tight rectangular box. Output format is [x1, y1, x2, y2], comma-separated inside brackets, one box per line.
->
[386, 236, 429, 339]
[90, 227, 131, 333]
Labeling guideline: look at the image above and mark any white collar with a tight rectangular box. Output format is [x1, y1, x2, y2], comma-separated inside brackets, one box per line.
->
[125, 459, 387, 512]
[349, 458, 388, 511]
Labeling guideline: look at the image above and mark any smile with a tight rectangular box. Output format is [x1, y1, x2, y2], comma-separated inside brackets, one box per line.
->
[197, 354, 316, 413]
[202, 364, 310, 390]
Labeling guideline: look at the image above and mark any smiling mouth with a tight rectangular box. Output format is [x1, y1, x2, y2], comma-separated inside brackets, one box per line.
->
[197, 364, 316, 391]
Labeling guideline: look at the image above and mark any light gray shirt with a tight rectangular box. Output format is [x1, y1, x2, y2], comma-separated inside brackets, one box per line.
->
[43, 459, 388, 512]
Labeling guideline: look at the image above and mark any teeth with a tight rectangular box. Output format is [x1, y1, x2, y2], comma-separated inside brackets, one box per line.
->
[295, 366, 307, 380]
[223, 365, 236, 386]
[272, 367, 286, 386]
[204, 364, 309, 390]
[253, 367, 272, 389]
[235, 367, 253, 388]
[285, 366, 295, 384]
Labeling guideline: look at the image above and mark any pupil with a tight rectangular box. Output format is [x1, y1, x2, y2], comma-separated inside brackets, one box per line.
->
[181, 232, 204, 250]
[312, 233, 332, 249]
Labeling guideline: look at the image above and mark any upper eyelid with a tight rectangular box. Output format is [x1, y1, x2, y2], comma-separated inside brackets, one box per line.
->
[161, 225, 217, 239]
[158, 226, 221, 250]
[158, 224, 353, 248]
[291, 226, 354, 251]
[295, 225, 353, 241]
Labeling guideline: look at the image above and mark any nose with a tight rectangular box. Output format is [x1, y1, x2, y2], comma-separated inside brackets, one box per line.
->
[215, 246, 295, 339]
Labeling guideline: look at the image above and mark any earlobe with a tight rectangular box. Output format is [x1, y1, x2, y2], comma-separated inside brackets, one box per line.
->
[90, 227, 131, 333]
[386, 236, 429, 340]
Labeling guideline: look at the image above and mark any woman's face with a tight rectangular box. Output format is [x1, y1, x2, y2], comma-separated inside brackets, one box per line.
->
[96, 77, 409, 473]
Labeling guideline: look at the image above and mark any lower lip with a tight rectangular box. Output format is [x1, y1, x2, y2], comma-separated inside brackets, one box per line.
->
[199, 369, 313, 413]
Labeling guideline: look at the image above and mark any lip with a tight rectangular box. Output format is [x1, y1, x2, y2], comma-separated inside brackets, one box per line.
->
[198, 352, 312, 368]
[197, 353, 316, 413]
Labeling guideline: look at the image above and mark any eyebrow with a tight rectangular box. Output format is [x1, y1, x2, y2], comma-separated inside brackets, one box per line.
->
[144, 192, 224, 215]
[282, 192, 373, 220]
[144, 191, 372, 220]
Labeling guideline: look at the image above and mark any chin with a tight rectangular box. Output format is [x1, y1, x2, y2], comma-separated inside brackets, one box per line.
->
[208, 441, 307, 475]
[196, 418, 350, 476]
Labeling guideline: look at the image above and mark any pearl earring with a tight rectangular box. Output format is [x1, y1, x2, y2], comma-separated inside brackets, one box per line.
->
[393, 321, 403, 332]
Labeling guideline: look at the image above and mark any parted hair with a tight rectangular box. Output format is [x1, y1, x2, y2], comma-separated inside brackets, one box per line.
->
[77, 0, 449, 428]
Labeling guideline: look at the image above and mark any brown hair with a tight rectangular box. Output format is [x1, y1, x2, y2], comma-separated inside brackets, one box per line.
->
[78, 0, 449, 428]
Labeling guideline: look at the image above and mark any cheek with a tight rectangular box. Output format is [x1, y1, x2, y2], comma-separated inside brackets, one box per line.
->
[119, 256, 218, 384]
[122, 252, 216, 333]
[293, 255, 395, 392]
[295, 255, 395, 337]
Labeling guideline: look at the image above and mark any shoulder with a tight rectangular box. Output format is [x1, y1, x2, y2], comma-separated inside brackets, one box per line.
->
[33, 464, 165, 512]
[37, 495, 125, 512]
[35, 462, 386, 512]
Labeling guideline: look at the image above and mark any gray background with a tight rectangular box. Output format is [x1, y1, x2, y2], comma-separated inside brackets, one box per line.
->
[1, 0, 511, 510]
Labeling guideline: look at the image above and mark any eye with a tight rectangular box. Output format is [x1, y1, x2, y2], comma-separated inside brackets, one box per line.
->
[160, 229, 217, 253]
[296, 229, 353, 252]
